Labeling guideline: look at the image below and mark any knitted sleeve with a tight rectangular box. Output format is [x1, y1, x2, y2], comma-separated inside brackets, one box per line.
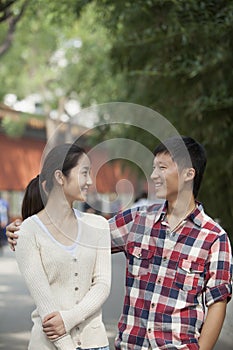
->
[15, 219, 76, 350]
[60, 216, 111, 332]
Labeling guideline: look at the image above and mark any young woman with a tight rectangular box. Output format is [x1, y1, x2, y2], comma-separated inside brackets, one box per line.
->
[15, 143, 111, 350]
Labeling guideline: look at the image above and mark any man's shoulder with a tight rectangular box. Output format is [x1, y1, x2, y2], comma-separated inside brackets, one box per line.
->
[199, 206, 226, 236]
[134, 201, 165, 215]
[116, 201, 165, 218]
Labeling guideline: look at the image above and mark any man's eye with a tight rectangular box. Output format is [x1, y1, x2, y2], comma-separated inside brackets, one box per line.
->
[159, 166, 166, 170]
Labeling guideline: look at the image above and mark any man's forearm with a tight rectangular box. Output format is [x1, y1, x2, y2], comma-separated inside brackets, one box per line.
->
[198, 300, 227, 350]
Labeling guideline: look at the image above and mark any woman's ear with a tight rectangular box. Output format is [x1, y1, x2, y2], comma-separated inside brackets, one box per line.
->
[184, 168, 195, 182]
[54, 170, 64, 186]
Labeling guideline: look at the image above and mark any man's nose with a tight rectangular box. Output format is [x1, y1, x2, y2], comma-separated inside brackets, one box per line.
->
[150, 168, 159, 180]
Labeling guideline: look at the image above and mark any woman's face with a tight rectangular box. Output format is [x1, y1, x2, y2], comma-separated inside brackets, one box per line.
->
[63, 154, 92, 204]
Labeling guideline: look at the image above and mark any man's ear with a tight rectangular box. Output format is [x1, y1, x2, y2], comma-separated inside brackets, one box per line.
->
[41, 180, 48, 196]
[184, 168, 195, 182]
[54, 170, 64, 185]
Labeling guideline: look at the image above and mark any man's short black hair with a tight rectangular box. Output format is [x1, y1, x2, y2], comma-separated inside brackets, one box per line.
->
[153, 136, 207, 198]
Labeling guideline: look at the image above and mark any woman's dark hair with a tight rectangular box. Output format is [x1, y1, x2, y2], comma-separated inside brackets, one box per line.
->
[22, 143, 86, 220]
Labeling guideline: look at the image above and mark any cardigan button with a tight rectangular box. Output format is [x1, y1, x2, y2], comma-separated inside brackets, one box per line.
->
[75, 273, 78, 276]
[75, 287, 79, 291]
[77, 341, 81, 346]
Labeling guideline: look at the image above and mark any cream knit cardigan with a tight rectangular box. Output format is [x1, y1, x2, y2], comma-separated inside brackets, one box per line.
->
[15, 211, 111, 350]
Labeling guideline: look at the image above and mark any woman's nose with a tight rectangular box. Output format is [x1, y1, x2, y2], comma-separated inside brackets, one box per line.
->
[87, 174, 93, 185]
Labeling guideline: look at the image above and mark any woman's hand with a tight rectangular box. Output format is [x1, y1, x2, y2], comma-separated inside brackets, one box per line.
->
[42, 311, 66, 340]
[6, 220, 21, 251]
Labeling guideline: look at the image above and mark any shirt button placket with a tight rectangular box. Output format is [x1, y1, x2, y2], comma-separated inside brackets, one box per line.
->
[73, 257, 79, 292]
[147, 327, 153, 337]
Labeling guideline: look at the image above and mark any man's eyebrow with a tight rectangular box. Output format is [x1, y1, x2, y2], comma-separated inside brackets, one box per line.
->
[153, 160, 168, 165]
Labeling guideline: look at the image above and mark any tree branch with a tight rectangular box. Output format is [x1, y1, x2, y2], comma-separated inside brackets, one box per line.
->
[0, 0, 16, 12]
[0, 0, 29, 57]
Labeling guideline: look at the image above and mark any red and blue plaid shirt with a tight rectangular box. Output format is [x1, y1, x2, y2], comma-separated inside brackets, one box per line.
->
[109, 202, 232, 350]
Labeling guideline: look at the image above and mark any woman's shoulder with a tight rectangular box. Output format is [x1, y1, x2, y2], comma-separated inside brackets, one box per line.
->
[77, 210, 109, 229]
[19, 215, 40, 234]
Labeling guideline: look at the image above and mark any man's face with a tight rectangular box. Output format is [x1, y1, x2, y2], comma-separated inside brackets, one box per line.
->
[150, 152, 182, 202]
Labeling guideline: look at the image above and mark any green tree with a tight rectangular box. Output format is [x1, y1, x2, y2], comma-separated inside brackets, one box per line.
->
[90, 0, 233, 241]
[0, 0, 29, 57]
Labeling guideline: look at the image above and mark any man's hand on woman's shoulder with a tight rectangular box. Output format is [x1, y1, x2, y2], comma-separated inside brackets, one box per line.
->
[6, 219, 22, 251]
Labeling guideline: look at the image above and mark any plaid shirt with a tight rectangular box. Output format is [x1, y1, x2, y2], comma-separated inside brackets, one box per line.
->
[109, 202, 232, 350]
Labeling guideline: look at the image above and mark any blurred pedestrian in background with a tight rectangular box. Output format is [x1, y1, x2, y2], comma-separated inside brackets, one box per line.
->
[0, 193, 9, 248]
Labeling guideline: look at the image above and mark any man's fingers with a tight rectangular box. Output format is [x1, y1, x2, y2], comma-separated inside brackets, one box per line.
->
[6, 220, 21, 240]
[6, 228, 19, 250]
[8, 240, 16, 251]
[15, 219, 22, 226]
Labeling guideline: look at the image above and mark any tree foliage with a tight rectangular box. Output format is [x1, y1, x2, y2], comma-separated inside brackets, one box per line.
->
[78, 0, 233, 240]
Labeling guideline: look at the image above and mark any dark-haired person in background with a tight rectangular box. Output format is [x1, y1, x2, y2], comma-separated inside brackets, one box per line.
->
[7, 136, 232, 350]
[10, 143, 111, 350]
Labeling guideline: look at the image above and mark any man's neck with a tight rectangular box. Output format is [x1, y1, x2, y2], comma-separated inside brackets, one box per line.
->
[166, 193, 196, 232]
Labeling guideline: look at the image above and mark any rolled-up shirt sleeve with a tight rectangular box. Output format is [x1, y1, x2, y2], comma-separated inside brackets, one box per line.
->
[205, 232, 232, 306]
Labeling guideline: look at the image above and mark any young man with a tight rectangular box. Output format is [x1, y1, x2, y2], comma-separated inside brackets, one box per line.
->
[7, 136, 232, 350]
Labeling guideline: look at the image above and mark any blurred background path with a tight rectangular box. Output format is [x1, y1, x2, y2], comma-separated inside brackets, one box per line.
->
[0, 245, 232, 350]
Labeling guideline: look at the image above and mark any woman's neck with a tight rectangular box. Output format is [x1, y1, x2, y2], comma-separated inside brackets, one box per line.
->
[40, 188, 75, 224]
[37, 190, 78, 245]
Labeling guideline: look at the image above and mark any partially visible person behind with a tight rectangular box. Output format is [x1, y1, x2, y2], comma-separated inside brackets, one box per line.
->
[83, 201, 102, 215]
[131, 191, 154, 208]
[0, 193, 9, 247]
[12, 143, 111, 350]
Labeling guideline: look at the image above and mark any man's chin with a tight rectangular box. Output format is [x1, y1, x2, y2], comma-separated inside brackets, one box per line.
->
[154, 191, 166, 199]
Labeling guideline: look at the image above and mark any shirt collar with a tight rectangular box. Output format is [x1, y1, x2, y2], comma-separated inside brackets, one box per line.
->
[188, 201, 204, 227]
[154, 200, 204, 227]
[154, 201, 167, 223]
